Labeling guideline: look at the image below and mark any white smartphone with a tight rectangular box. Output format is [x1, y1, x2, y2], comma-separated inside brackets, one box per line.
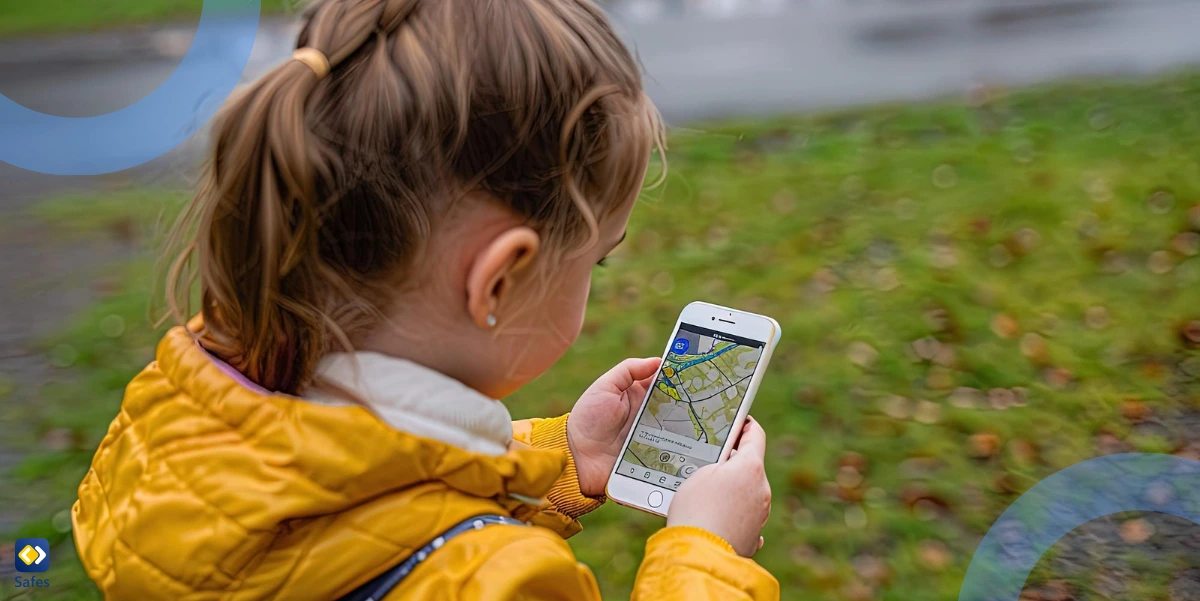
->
[605, 301, 781, 516]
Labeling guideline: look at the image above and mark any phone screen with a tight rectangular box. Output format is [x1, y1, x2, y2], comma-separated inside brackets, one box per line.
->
[615, 323, 766, 492]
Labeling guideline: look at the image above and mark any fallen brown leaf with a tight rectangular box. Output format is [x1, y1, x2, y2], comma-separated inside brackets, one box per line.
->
[775, 435, 803, 459]
[810, 268, 839, 294]
[1102, 249, 1130, 274]
[914, 400, 941, 424]
[1043, 367, 1073, 389]
[794, 386, 825, 406]
[912, 337, 941, 361]
[949, 387, 984, 409]
[914, 499, 946, 521]
[1149, 250, 1175, 274]
[991, 314, 1020, 339]
[1020, 332, 1050, 363]
[1012, 387, 1029, 407]
[789, 544, 817, 566]
[970, 433, 1002, 459]
[788, 467, 820, 492]
[1096, 431, 1132, 455]
[927, 366, 956, 390]
[844, 505, 868, 529]
[924, 307, 951, 332]
[992, 473, 1020, 494]
[933, 344, 957, 367]
[1119, 518, 1155, 543]
[1008, 439, 1040, 465]
[989, 244, 1014, 267]
[837, 483, 866, 503]
[1181, 320, 1200, 347]
[838, 451, 869, 473]
[1011, 228, 1041, 255]
[1141, 360, 1167, 380]
[40, 428, 76, 452]
[1021, 580, 1074, 601]
[898, 457, 944, 479]
[916, 540, 951, 571]
[1147, 189, 1176, 214]
[881, 395, 913, 420]
[1175, 442, 1200, 462]
[805, 555, 842, 589]
[1172, 231, 1200, 256]
[841, 580, 876, 601]
[848, 342, 879, 368]
[851, 555, 893, 586]
[1085, 306, 1110, 330]
[874, 267, 901, 291]
[1120, 399, 1152, 423]
[989, 388, 1017, 410]
[837, 466, 865, 490]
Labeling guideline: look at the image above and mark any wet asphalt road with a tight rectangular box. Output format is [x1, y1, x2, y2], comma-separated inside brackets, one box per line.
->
[3, 0, 1200, 204]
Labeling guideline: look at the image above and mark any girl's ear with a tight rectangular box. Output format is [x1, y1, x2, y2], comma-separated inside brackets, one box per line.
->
[465, 226, 541, 330]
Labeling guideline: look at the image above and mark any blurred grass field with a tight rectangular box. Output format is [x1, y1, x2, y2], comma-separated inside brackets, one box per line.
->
[4, 72, 1200, 600]
[0, 0, 297, 37]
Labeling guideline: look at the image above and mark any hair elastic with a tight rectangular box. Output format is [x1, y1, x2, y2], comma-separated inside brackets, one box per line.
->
[292, 48, 331, 79]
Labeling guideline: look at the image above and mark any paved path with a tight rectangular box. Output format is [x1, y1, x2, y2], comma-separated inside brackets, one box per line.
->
[623, 0, 1200, 120]
[4, 0, 1200, 204]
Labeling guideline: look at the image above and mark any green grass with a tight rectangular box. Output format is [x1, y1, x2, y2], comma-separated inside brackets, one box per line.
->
[5, 71, 1200, 600]
[0, 0, 298, 37]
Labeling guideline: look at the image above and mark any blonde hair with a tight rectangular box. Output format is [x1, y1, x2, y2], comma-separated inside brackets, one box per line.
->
[165, 0, 664, 394]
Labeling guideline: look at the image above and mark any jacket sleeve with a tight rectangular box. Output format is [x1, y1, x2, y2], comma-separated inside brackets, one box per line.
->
[512, 415, 605, 525]
[632, 526, 780, 601]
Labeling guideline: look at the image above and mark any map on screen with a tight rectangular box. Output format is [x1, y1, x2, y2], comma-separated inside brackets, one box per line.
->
[617, 324, 764, 491]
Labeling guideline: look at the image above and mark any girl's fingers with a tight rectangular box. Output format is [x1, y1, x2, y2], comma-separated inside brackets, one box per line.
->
[629, 356, 662, 381]
[607, 357, 662, 392]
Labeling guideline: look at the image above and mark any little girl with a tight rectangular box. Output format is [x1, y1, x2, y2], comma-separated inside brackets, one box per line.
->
[72, 0, 776, 598]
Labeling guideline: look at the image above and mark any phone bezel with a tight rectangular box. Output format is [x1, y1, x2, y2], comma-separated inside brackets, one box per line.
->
[605, 301, 780, 517]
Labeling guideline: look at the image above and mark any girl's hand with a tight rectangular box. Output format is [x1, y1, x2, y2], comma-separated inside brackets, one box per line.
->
[567, 357, 662, 497]
[667, 417, 772, 557]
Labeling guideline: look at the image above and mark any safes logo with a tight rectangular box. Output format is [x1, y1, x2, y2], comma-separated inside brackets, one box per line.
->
[14, 538, 49, 573]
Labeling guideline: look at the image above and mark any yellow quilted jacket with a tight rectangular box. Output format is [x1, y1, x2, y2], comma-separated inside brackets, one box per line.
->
[73, 325, 779, 600]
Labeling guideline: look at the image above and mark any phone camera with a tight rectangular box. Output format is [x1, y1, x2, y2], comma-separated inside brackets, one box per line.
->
[711, 317, 715, 320]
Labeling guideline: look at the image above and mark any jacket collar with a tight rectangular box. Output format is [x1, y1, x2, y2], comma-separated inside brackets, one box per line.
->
[162, 324, 565, 504]
[304, 351, 513, 456]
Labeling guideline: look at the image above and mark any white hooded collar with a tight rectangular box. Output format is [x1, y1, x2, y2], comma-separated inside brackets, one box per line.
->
[304, 351, 514, 456]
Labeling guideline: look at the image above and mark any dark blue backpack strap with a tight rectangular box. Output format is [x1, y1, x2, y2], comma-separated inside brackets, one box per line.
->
[337, 514, 527, 601]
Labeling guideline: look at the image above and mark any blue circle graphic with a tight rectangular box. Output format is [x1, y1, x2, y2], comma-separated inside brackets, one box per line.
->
[672, 338, 690, 354]
[0, 0, 261, 175]
[959, 453, 1200, 601]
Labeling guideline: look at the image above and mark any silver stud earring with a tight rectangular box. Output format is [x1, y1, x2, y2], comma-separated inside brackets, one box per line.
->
[486, 315, 497, 328]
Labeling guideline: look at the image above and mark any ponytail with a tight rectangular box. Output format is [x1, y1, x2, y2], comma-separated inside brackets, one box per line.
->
[167, 0, 419, 393]
[164, 0, 663, 394]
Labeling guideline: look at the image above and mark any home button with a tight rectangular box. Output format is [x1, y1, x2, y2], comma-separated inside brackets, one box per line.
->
[647, 490, 664, 508]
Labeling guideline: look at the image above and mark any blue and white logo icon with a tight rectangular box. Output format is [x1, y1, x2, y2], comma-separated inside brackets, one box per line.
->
[15, 538, 49, 573]
[671, 338, 690, 354]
